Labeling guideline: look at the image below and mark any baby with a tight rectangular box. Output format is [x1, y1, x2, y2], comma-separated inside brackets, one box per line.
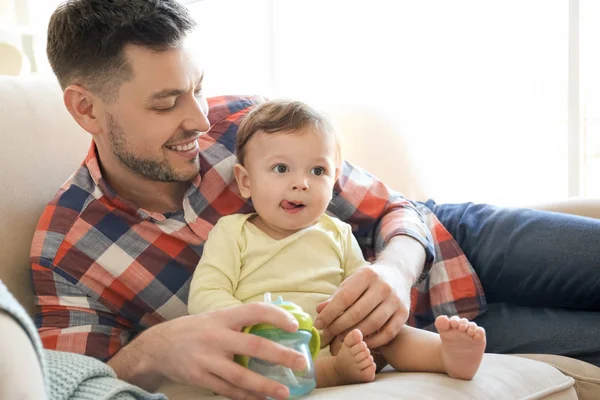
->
[188, 100, 486, 387]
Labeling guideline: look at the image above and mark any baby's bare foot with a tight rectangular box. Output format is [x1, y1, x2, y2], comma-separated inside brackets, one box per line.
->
[332, 329, 376, 384]
[435, 315, 486, 380]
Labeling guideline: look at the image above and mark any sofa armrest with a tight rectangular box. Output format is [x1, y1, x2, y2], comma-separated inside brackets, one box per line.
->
[527, 198, 600, 220]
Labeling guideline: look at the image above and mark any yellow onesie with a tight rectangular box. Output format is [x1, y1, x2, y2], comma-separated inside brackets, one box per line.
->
[188, 213, 366, 355]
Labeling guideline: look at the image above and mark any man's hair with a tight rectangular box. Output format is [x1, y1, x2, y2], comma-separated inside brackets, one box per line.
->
[47, 0, 195, 101]
[236, 100, 340, 166]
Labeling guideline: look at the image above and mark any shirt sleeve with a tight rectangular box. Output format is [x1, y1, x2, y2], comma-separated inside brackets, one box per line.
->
[328, 161, 435, 277]
[188, 218, 244, 314]
[30, 206, 134, 362]
[31, 262, 134, 362]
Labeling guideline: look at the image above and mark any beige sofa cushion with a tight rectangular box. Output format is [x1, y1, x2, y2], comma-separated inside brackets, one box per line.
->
[517, 354, 600, 400]
[0, 76, 90, 315]
[158, 354, 576, 400]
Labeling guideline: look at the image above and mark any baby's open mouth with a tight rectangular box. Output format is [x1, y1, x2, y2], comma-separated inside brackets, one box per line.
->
[280, 200, 305, 211]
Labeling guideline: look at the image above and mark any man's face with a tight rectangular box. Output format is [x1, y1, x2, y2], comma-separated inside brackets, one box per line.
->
[98, 43, 209, 182]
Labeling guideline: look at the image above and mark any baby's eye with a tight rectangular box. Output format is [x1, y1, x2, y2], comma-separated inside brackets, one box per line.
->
[272, 164, 289, 174]
[311, 167, 325, 176]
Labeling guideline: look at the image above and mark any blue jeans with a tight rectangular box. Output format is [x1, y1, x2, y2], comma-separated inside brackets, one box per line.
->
[423, 200, 600, 367]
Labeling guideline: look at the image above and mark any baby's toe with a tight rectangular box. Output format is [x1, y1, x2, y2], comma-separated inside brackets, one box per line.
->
[358, 355, 375, 370]
[473, 327, 486, 342]
[449, 316, 461, 328]
[457, 318, 470, 332]
[344, 329, 363, 347]
[435, 315, 451, 332]
[350, 340, 368, 356]
[354, 347, 371, 362]
[466, 322, 478, 336]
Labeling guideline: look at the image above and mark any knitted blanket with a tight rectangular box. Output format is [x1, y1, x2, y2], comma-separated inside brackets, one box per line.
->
[0, 281, 166, 400]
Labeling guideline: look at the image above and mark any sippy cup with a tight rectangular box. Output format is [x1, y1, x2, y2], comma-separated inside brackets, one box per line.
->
[235, 293, 320, 398]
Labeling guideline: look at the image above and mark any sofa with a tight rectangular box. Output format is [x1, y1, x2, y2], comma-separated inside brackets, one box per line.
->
[1, 75, 599, 399]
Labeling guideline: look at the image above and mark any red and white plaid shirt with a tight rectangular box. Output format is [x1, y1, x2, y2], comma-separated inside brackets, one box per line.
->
[30, 95, 486, 361]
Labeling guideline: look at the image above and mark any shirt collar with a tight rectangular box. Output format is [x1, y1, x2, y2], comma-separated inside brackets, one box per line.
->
[84, 141, 201, 221]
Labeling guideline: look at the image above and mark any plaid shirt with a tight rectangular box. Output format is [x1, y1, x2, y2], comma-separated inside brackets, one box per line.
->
[31, 95, 486, 361]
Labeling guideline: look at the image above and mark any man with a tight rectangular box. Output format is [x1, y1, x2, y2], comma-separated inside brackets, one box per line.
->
[31, 0, 600, 399]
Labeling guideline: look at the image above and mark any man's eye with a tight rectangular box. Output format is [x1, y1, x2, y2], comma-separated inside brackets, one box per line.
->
[311, 167, 325, 176]
[155, 105, 175, 113]
[272, 164, 289, 173]
[194, 89, 203, 98]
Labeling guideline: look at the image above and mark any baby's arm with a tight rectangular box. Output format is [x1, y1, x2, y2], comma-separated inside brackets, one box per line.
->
[342, 221, 369, 280]
[188, 218, 243, 314]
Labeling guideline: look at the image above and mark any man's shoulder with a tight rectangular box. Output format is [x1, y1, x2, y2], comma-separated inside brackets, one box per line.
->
[207, 95, 266, 126]
[31, 165, 104, 265]
[52, 166, 99, 209]
[49, 163, 98, 206]
[202, 95, 267, 155]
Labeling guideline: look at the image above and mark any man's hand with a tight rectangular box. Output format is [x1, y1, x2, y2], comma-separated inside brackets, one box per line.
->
[314, 235, 426, 349]
[314, 264, 411, 348]
[109, 303, 307, 400]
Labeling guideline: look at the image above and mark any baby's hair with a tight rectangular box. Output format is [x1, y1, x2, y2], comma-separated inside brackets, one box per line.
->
[236, 100, 340, 166]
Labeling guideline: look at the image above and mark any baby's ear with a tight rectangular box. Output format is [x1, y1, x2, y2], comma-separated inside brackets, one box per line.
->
[234, 163, 252, 199]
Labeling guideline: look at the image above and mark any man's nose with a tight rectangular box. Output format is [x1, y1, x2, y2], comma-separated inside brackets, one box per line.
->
[181, 98, 210, 133]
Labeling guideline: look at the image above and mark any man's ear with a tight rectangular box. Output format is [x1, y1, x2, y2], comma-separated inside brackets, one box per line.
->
[63, 84, 102, 135]
[234, 163, 252, 199]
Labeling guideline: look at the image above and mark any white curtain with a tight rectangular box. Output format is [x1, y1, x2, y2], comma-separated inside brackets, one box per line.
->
[2, 0, 598, 204]
[188, 0, 571, 205]
[581, 0, 600, 197]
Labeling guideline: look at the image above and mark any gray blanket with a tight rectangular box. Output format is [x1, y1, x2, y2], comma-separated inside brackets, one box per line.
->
[0, 281, 166, 400]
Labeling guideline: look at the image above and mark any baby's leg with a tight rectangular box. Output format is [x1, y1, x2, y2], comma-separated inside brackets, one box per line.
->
[315, 329, 376, 388]
[377, 316, 486, 380]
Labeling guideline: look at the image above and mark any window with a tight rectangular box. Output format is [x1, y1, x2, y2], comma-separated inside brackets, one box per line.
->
[0, 0, 61, 75]
[581, 0, 600, 196]
[189, 0, 570, 205]
[2, 0, 597, 205]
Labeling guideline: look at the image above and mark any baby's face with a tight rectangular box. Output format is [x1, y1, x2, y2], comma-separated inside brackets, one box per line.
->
[241, 126, 338, 236]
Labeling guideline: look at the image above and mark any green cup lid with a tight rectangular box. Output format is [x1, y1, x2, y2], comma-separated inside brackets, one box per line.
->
[250, 293, 315, 333]
[235, 293, 321, 367]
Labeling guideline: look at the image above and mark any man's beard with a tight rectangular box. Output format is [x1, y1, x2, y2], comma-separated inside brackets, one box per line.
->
[107, 113, 199, 182]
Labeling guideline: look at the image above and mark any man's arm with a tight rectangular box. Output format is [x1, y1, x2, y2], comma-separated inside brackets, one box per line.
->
[108, 303, 307, 400]
[318, 161, 431, 348]
[317, 236, 426, 348]
[33, 260, 306, 400]
[376, 234, 427, 294]
[31, 262, 134, 360]
[30, 202, 305, 400]
[327, 161, 433, 271]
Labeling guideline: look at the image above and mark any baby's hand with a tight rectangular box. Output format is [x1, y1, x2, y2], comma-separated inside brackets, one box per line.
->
[318, 326, 335, 346]
[316, 299, 334, 345]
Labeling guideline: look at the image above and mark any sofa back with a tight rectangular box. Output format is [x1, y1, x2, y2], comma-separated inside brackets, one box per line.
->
[0, 76, 90, 315]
